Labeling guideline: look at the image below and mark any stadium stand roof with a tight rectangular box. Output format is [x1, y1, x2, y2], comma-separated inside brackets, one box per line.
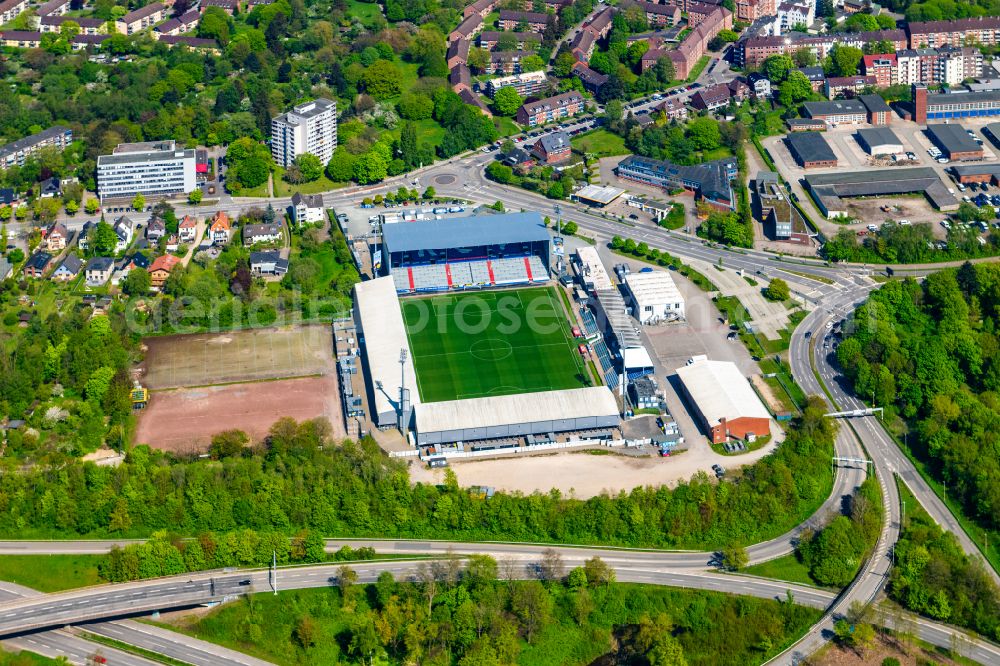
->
[675, 359, 770, 427]
[381, 212, 549, 254]
[354, 277, 420, 425]
[805, 167, 959, 213]
[414, 386, 619, 433]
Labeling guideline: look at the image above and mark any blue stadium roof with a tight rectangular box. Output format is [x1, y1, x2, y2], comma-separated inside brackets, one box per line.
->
[382, 212, 550, 253]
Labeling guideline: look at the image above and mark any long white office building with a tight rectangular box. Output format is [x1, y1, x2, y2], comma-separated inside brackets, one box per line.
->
[270, 98, 338, 168]
[97, 141, 196, 201]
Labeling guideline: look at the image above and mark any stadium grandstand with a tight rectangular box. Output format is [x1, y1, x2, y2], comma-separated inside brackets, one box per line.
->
[381, 213, 551, 294]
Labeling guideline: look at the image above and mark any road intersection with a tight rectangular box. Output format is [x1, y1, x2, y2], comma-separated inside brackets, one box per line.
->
[2, 150, 999, 665]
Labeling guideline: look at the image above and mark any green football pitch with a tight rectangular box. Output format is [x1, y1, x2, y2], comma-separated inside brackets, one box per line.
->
[401, 287, 590, 403]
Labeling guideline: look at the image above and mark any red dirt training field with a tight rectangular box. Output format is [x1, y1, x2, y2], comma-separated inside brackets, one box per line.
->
[134, 375, 345, 453]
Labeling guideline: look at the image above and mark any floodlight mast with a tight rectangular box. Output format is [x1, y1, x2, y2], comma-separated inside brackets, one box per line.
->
[398, 348, 410, 434]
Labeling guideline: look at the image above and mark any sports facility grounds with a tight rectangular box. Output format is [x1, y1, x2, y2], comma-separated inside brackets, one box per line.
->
[401, 287, 589, 403]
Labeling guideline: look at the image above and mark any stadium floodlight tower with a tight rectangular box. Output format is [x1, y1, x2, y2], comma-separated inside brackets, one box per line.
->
[398, 348, 410, 434]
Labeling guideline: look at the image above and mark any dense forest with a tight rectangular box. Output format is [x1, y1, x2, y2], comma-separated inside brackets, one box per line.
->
[0, 402, 835, 549]
[890, 489, 1000, 641]
[837, 266, 1000, 536]
[823, 217, 1000, 265]
[173, 560, 820, 665]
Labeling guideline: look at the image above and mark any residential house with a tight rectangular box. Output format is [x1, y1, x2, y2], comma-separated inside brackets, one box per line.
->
[250, 250, 289, 276]
[115, 2, 167, 35]
[0, 126, 73, 169]
[290, 192, 325, 225]
[634, 1, 681, 27]
[450, 64, 471, 93]
[0, 256, 11, 281]
[498, 10, 549, 32]
[584, 6, 614, 39]
[0, 188, 14, 205]
[113, 216, 136, 253]
[154, 9, 199, 36]
[447, 38, 470, 69]
[862, 54, 896, 88]
[146, 218, 166, 242]
[209, 211, 232, 245]
[449, 14, 483, 42]
[459, 89, 492, 116]
[747, 72, 772, 99]
[464, 0, 499, 18]
[0, 31, 42, 48]
[178, 215, 198, 243]
[690, 79, 750, 111]
[37, 0, 69, 16]
[824, 75, 877, 99]
[23, 251, 52, 278]
[117, 253, 150, 277]
[477, 31, 539, 50]
[530, 131, 572, 164]
[488, 50, 533, 75]
[0, 0, 28, 24]
[570, 30, 596, 62]
[85, 257, 114, 286]
[39, 177, 60, 198]
[484, 70, 547, 98]
[243, 222, 283, 245]
[200, 0, 240, 12]
[658, 97, 689, 121]
[148, 254, 181, 289]
[797, 66, 827, 92]
[39, 15, 105, 34]
[46, 223, 70, 252]
[50, 254, 82, 282]
[571, 62, 609, 94]
[515, 91, 584, 126]
[502, 147, 536, 171]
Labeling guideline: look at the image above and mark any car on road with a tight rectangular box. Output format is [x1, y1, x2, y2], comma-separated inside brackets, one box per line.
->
[804, 331, 812, 339]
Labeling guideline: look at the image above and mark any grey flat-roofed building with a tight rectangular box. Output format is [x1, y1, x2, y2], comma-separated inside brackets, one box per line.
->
[984, 122, 1000, 147]
[856, 127, 904, 155]
[926, 123, 984, 159]
[413, 386, 620, 445]
[806, 168, 959, 217]
[785, 132, 837, 168]
[381, 212, 550, 271]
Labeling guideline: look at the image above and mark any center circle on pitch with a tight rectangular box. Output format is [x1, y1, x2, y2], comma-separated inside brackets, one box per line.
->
[469, 338, 513, 361]
[434, 174, 457, 185]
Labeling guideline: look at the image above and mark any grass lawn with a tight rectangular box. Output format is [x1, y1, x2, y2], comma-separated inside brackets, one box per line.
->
[274, 173, 346, 198]
[493, 116, 520, 137]
[743, 553, 830, 589]
[0, 650, 66, 665]
[235, 179, 270, 198]
[701, 146, 734, 161]
[388, 118, 448, 152]
[686, 55, 711, 82]
[401, 287, 589, 402]
[345, 0, 382, 26]
[571, 129, 628, 158]
[0, 555, 105, 592]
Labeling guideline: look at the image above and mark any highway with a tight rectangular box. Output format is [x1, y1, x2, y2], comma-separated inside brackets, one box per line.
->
[3, 139, 1000, 665]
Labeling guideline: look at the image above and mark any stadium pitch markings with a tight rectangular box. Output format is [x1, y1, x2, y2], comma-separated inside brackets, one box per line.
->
[401, 287, 589, 403]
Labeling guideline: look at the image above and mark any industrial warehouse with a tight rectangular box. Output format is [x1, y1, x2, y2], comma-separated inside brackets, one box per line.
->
[675, 358, 772, 444]
[805, 168, 960, 217]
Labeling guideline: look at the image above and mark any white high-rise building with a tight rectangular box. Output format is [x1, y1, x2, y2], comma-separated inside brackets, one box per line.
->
[97, 141, 196, 201]
[270, 98, 338, 168]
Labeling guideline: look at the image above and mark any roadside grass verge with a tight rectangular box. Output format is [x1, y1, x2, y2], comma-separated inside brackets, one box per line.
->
[0, 555, 104, 592]
[742, 553, 834, 590]
[77, 632, 188, 666]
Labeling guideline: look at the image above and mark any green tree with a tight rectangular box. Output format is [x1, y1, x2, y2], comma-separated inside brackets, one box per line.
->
[398, 92, 434, 120]
[131, 194, 145, 212]
[761, 54, 795, 82]
[687, 117, 721, 151]
[827, 44, 864, 78]
[352, 152, 388, 184]
[721, 546, 749, 571]
[520, 54, 545, 72]
[554, 50, 577, 77]
[294, 154, 323, 182]
[492, 86, 523, 117]
[85, 199, 100, 215]
[362, 60, 403, 100]
[91, 220, 118, 256]
[326, 149, 357, 182]
[778, 70, 814, 107]
[210, 430, 249, 459]
[122, 268, 151, 296]
[764, 277, 790, 301]
[188, 189, 203, 205]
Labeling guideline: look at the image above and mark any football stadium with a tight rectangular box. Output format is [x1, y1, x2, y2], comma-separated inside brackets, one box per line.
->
[354, 213, 621, 451]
